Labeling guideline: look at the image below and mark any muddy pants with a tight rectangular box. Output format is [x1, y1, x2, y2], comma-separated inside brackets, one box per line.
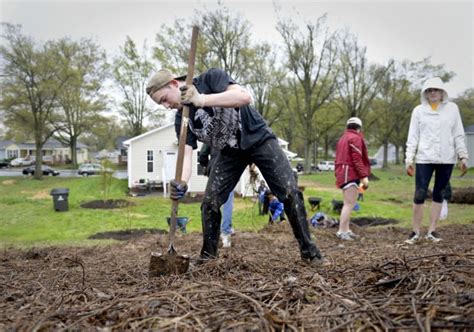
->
[200, 138, 321, 261]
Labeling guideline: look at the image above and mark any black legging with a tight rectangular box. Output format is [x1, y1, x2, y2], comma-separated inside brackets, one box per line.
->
[414, 163, 454, 204]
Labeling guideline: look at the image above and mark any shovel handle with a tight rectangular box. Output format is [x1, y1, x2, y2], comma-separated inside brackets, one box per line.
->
[168, 26, 199, 249]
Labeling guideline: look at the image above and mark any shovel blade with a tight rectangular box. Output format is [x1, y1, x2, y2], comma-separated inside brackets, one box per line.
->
[149, 251, 190, 277]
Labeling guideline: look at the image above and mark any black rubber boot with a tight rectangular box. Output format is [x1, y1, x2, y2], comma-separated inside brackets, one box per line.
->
[284, 190, 322, 261]
[200, 203, 221, 259]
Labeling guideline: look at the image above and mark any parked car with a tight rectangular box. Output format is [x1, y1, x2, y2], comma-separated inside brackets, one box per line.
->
[42, 155, 54, 165]
[10, 156, 36, 167]
[77, 163, 112, 176]
[318, 160, 335, 171]
[0, 158, 12, 168]
[22, 165, 60, 176]
[295, 163, 304, 173]
[310, 164, 321, 172]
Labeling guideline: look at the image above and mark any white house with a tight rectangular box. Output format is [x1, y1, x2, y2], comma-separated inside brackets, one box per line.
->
[0, 139, 89, 164]
[123, 124, 299, 197]
[123, 124, 206, 195]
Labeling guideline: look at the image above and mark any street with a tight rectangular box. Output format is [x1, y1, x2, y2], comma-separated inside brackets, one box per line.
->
[0, 168, 128, 179]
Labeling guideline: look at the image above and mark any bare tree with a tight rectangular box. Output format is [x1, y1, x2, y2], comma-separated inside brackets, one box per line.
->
[368, 61, 416, 168]
[245, 42, 286, 125]
[112, 37, 155, 136]
[277, 15, 339, 171]
[153, 8, 254, 81]
[196, 7, 253, 81]
[336, 31, 393, 121]
[152, 8, 284, 127]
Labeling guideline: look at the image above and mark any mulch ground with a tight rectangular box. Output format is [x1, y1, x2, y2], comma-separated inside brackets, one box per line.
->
[1, 222, 473, 331]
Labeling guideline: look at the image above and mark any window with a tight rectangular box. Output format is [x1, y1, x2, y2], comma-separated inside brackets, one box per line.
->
[147, 150, 154, 173]
[7, 150, 18, 158]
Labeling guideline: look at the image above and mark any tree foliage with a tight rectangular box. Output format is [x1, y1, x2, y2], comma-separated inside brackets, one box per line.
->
[277, 15, 339, 171]
[335, 31, 393, 121]
[245, 42, 285, 125]
[454, 88, 474, 127]
[2, 8, 470, 169]
[0, 23, 72, 178]
[53, 38, 108, 167]
[112, 37, 155, 136]
[367, 59, 455, 167]
[79, 115, 127, 152]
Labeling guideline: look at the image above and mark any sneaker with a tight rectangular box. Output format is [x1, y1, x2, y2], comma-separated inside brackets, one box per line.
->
[425, 231, 442, 242]
[346, 230, 358, 239]
[336, 231, 354, 241]
[404, 231, 420, 244]
[221, 234, 231, 248]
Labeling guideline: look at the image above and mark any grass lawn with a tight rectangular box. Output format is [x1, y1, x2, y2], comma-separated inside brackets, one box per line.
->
[1, 165, 472, 248]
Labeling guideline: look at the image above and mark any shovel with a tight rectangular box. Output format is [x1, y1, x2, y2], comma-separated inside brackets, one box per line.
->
[149, 26, 199, 277]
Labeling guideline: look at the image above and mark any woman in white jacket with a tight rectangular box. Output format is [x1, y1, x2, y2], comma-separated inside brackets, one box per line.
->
[405, 77, 468, 244]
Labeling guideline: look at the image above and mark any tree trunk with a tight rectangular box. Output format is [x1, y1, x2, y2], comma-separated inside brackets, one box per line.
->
[304, 140, 311, 173]
[70, 137, 78, 168]
[382, 140, 389, 169]
[324, 135, 330, 160]
[395, 145, 401, 164]
[34, 136, 43, 180]
[313, 141, 319, 165]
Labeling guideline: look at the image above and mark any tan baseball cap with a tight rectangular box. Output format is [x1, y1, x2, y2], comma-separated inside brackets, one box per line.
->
[146, 69, 184, 97]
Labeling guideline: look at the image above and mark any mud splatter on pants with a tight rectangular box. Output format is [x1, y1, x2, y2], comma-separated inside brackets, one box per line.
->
[200, 138, 321, 260]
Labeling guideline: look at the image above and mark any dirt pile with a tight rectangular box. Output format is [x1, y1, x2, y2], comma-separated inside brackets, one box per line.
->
[427, 187, 474, 204]
[451, 187, 474, 204]
[80, 199, 134, 209]
[1, 224, 473, 330]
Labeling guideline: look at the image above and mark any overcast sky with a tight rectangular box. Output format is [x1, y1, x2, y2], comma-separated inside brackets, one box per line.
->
[1, 0, 473, 97]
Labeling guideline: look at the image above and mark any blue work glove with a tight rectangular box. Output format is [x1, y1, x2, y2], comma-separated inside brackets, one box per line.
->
[170, 180, 188, 200]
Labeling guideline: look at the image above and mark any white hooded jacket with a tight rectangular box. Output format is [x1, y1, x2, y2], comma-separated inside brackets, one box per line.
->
[405, 77, 468, 165]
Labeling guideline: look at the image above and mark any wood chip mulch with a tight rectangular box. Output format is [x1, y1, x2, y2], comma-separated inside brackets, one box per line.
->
[1, 223, 473, 331]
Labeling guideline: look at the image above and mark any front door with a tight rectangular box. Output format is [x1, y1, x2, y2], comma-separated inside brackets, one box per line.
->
[163, 151, 177, 181]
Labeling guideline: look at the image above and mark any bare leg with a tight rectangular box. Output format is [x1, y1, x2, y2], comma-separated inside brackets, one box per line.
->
[428, 201, 442, 233]
[412, 203, 424, 233]
[338, 186, 358, 233]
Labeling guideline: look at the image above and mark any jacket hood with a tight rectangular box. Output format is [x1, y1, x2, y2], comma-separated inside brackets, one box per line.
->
[420, 77, 449, 104]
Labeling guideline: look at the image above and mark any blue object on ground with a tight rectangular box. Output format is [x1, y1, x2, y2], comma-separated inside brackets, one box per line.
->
[166, 217, 190, 234]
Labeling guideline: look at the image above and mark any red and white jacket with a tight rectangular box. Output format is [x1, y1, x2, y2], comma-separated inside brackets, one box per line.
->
[335, 129, 371, 188]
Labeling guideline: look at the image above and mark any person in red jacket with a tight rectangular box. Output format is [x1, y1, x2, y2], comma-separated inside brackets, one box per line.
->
[334, 117, 371, 240]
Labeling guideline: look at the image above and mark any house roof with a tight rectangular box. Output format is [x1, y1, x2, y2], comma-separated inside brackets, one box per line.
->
[282, 148, 297, 159]
[465, 124, 474, 134]
[0, 138, 87, 150]
[116, 136, 132, 149]
[0, 140, 15, 149]
[277, 137, 289, 145]
[123, 123, 174, 146]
